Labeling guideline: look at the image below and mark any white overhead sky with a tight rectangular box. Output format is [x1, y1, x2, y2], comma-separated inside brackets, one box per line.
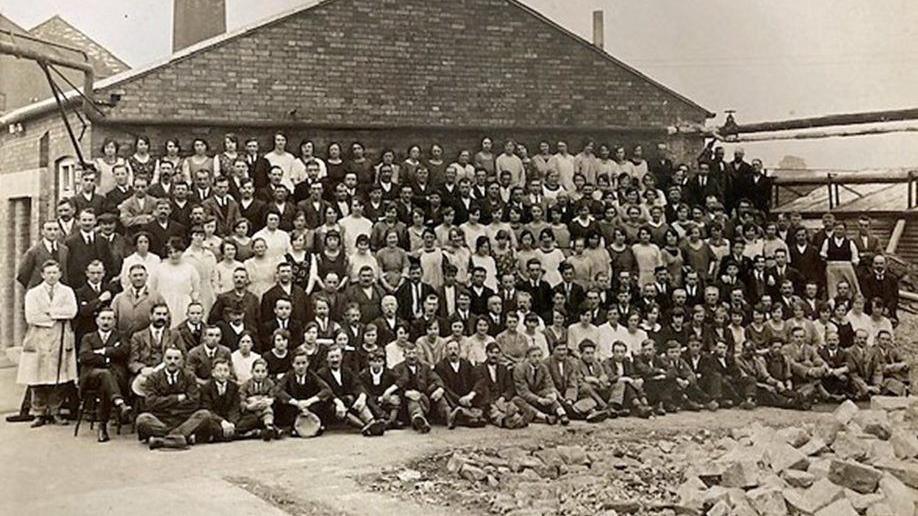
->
[2, 0, 917, 169]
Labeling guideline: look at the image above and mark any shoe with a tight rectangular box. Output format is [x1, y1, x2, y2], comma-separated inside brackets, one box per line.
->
[411, 415, 431, 433]
[685, 401, 703, 411]
[706, 401, 719, 411]
[636, 405, 653, 418]
[118, 403, 133, 421]
[363, 420, 387, 437]
[30, 416, 47, 428]
[654, 404, 666, 416]
[720, 399, 734, 409]
[739, 400, 756, 410]
[559, 414, 570, 426]
[97, 425, 111, 443]
[447, 407, 459, 430]
[585, 410, 608, 423]
[6, 413, 35, 423]
[664, 403, 680, 413]
[262, 426, 276, 441]
[546, 414, 558, 425]
[148, 437, 165, 450]
[51, 415, 69, 426]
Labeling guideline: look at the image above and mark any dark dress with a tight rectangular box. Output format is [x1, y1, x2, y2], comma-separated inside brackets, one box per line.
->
[285, 251, 314, 292]
[317, 250, 348, 282]
[326, 160, 347, 186]
[347, 158, 375, 191]
[128, 155, 157, 182]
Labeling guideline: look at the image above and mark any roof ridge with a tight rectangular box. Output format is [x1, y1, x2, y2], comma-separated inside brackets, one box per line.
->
[28, 13, 130, 69]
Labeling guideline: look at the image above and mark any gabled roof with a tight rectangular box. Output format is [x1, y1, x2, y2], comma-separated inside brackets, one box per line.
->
[2, 0, 712, 127]
[28, 15, 129, 78]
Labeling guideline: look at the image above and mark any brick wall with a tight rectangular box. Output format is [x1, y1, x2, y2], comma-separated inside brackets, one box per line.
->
[96, 0, 708, 129]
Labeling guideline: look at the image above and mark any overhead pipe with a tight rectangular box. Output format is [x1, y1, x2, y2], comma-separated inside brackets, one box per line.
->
[721, 107, 918, 135]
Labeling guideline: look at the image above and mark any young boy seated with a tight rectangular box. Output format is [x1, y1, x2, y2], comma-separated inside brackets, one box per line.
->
[817, 331, 852, 402]
[661, 340, 713, 412]
[512, 346, 570, 425]
[634, 339, 676, 415]
[545, 342, 607, 422]
[238, 358, 280, 441]
[391, 341, 450, 433]
[602, 341, 653, 418]
[434, 340, 487, 428]
[201, 358, 241, 441]
[274, 350, 334, 437]
[705, 339, 757, 409]
[473, 342, 527, 429]
[359, 349, 402, 428]
[263, 329, 293, 380]
[317, 345, 386, 436]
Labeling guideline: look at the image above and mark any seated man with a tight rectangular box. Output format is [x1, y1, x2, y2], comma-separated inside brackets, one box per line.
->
[871, 329, 911, 396]
[576, 340, 614, 419]
[705, 339, 757, 409]
[845, 329, 881, 401]
[434, 340, 486, 429]
[129, 302, 186, 395]
[602, 341, 652, 418]
[274, 350, 334, 436]
[762, 339, 813, 410]
[473, 341, 527, 429]
[136, 347, 220, 450]
[817, 331, 852, 401]
[186, 325, 234, 385]
[512, 346, 569, 425]
[661, 340, 713, 412]
[634, 339, 676, 415]
[78, 307, 132, 443]
[783, 326, 829, 401]
[392, 341, 449, 433]
[200, 358, 243, 442]
[238, 358, 280, 440]
[545, 342, 607, 422]
[317, 346, 386, 436]
[359, 349, 402, 428]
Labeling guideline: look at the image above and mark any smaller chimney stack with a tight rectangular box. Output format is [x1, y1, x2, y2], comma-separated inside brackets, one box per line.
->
[592, 10, 604, 50]
[173, 0, 227, 53]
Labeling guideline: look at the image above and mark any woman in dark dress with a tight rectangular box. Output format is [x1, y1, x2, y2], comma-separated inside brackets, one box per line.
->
[316, 230, 348, 291]
[284, 231, 317, 295]
[426, 143, 447, 186]
[216, 133, 241, 178]
[346, 141, 374, 192]
[325, 142, 346, 186]
[127, 135, 157, 182]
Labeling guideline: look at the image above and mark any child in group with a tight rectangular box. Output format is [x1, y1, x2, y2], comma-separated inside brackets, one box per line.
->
[263, 329, 293, 380]
[661, 340, 712, 412]
[231, 331, 261, 384]
[359, 349, 402, 428]
[238, 358, 280, 441]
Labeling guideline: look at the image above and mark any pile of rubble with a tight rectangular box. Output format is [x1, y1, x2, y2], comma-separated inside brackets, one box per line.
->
[676, 396, 918, 515]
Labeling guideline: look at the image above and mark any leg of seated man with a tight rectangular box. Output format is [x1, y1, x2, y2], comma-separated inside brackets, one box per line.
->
[136, 413, 169, 439]
[169, 409, 219, 444]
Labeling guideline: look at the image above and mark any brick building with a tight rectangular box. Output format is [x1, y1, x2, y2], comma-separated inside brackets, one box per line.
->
[0, 0, 711, 360]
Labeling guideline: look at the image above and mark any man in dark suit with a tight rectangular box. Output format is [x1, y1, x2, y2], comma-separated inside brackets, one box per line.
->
[739, 159, 773, 214]
[746, 255, 778, 303]
[512, 346, 569, 425]
[395, 262, 436, 321]
[466, 267, 495, 316]
[260, 298, 304, 352]
[244, 138, 271, 189]
[255, 167, 284, 203]
[201, 176, 241, 237]
[860, 255, 899, 320]
[371, 295, 406, 347]
[147, 161, 176, 199]
[78, 307, 132, 442]
[769, 248, 804, 295]
[200, 358, 242, 441]
[54, 199, 78, 243]
[649, 143, 675, 189]
[553, 263, 586, 317]
[216, 306, 252, 352]
[473, 341, 526, 428]
[128, 303, 186, 379]
[102, 165, 133, 215]
[434, 340, 486, 428]
[169, 182, 194, 228]
[190, 170, 214, 205]
[436, 264, 464, 319]
[724, 148, 754, 211]
[853, 215, 883, 271]
[316, 346, 386, 435]
[70, 169, 106, 216]
[176, 302, 208, 351]
[17, 220, 69, 289]
[186, 326, 234, 385]
[259, 262, 309, 324]
[73, 260, 115, 346]
[65, 209, 114, 287]
[392, 342, 449, 432]
[209, 268, 260, 329]
[686, 163, 721, 207]
[517, 258, 553, 316]
[345, 267, 384, 324]
[236, 178, 266, 233]
[144, 199, 186, 259]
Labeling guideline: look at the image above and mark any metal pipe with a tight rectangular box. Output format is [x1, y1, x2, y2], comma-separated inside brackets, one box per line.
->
[724, 125, 918, 142]
[722, 107, 918, 135]
[886, 220, 907, 254]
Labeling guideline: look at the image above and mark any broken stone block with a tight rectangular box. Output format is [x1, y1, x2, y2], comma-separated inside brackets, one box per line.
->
[808, 457, 832, 479]
[701, 485, 732, 507]
[459, 463, 487, 482]
[508, 455, 544, 473]
[676, 476, 707, 510]
[783, 469, 816, 488]
[760, 472, 789, 490]
[748, 487, 788, 515]
[778, 426, 811, 448]
[868, 440, 897, 465]
[722, 460, 762, 489]
[853, 410, 893, 440]
[799, 478, 846, 513]
[707, 500, 730, 516]
[800, 437, 828, 457]
[766, 440, 810, 472]
[879, 474, 918, 516]
[815, 498, 859, 516]
[844, 489, 886, 513]
[865, 503, 895, 516]
[832, 431, 870, 460]
[870, 396, 913, 412]
[890, 429, 918, 459]
[447, 453, 468, 473]
[834, 400, 860, 425]
[815, 419, 845, 446]
[828, 460, 883, 493]
[876, 460, 918, 489]
[533, 449, 564, 468]
[554, 445, 590, 466]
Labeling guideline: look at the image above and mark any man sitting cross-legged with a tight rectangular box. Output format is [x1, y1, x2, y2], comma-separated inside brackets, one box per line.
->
[274, 349, 333, 437]
[78, 307, 132, 443]
[472, 342, 528, 429]
[602, 341, 653, 418]
[545, 342, 608, 422]
[136, 347, 220, 450]
[392, 341, 449, 433]
[660, 340, 714, 412]
[817, 331, 853, 402]
[317, 345, 387, 436]
[573, 340, 614, 422]
[359, 349, 402, 429]
[634, 339, 676, 416]
[237, 358, 281, 440]
[512, 346, 570, 425]
[704, 339, 757, 410]
[434, 339, 487, 429]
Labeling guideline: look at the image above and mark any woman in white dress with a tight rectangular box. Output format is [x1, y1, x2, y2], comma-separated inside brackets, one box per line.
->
[157, 237, 201, 328]
[119, 232, 161, 291]
[182, 226, 218, 315]
[244, 237, 279, 299]
[535, 228, 565, 288]
[94, 138, 131, 194]
[213, 239, 244, 296]
[470, 236, 498, 292]
[265, 132, 296, 191]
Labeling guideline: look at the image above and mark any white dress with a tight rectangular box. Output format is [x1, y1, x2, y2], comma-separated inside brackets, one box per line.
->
[156, 261, 201, 328]
[245, 256, 280, 299]
[537, 248, 566, 288]
[184, 247, 218, 315]
[119, 252, 162, 291]
[213, 260, 244, 296]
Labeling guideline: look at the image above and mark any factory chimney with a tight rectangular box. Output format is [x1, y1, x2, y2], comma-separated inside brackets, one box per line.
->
[592, 10, 604, 50]
[173, 0, 227, 53]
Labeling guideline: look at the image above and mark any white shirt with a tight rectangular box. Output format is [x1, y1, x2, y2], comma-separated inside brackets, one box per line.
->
[330, 368, 343, 385]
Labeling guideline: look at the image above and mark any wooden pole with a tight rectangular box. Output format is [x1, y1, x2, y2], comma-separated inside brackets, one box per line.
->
[722, 107, 918, 135]
[724, 125, 918, 142]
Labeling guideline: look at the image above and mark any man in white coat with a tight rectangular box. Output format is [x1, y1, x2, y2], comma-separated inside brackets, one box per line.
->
[17, 260, 79, 427]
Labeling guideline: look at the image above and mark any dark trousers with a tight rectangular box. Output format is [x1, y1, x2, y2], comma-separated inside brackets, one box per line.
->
[136, 409, 218, 441]
[274, 400, 333, 428]
[82, 369, 125, 423]
[705, 372, 756, 403]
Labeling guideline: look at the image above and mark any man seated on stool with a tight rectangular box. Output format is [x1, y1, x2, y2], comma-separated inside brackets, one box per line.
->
[78, 307, 132, 442]
[135, 347, 219, 450]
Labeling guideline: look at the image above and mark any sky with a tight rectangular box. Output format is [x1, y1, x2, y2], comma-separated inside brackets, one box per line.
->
[2, 0, 917, 169]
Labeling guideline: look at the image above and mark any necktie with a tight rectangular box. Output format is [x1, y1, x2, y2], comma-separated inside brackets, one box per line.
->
[154, 330, 162, 346]
[254, 382, 261, 392]
[48, 285, 56, 300]
[489, 366, 497, 383]
[86, 234, 93, 245]
[52, 242, 59, 253]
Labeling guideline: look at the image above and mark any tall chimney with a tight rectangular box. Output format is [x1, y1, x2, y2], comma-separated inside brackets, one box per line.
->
[173, 0, 227, 53]
[592, 10, 604, 50]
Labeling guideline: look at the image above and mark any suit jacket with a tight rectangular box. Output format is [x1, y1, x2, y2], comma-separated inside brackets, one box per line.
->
[169, 200, 194, 228]
[78, 331, 129, 386]
[686, 176, 722, 206]
[359, 367, 399, 398]
[395, 280, 437, 320]
[260, 318, 304, 353]
[216, 321, 254, 351]
[467, 285, 495, 316]
[434, 358, 478, 402]
[260, 283, 309, 325]
[436, 284, 466, 319]
[746, 270, 778, 303]
[602, 357, 639, 383]
[317, 365, 366, 400]
[246, 154, 271, 189]
[738, 173, 772, 212]
[185, 344, 234, 382]
[296, 198, 330, 230]
[553, 281, 586, 316]
[512, 361, 557, 405]
[345, 284, 384, 324]
[144, 367, 202, 424]
[472, 362, 515, 406]
[818, 346, 850, 370]
[147, 182, 173, 200]
[371, 316, 406, 347]
[65, 232, 114, 287]
[111, 287, 165, 339]
[17, 240, 69, 289]
[576, 357, 610, 390]
[103, 186, 133, 215]
[71, 191, 107, 217]
[177, 320, 205, 351]
[190, 187, 214, 205]
[860, 273, 899, 318]
[143, 219, 187, 258]
[392, 360, 444, 395]
[517, 279, 553, 316]
[545, 356, 579, 401]
[128, 326, 186, 374]
[74, 283, 115, 342]
[788, 244, 823, 285]
[273, 370, 333, 404]
[201, 196, 242, 236]
[209, 289, 261, 329]
[119, 195, 158, 231]
[769, 265, 805, 296]
[201, 379, 241, 423]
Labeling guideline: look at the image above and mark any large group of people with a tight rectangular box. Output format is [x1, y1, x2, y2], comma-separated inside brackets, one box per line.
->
[10, 132, 908, 450]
